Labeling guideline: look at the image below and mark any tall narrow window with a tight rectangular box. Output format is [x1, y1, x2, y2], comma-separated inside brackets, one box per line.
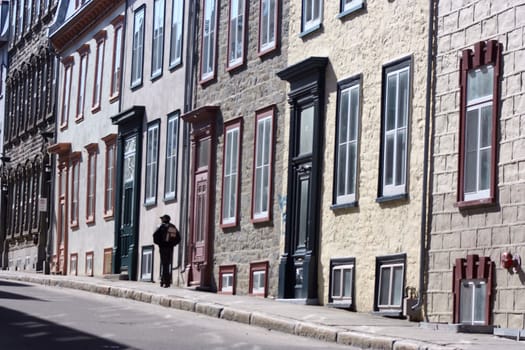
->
[131, 6, 145, 88]
[458, 41, 501, 207]
[169, 0, 184, 68]
[18, 0, 24, 38]
[110, 18, 124, 100]
[70, 153, 80, 227]
[221, 118, 242, 227]
[60, 58, 73, 129]
[379, 59, 410, 199]
[334, 77, 360, 206]
[85, 144, 98, 223]
[227, 0, 245, 69]
[26, 0, 33, 30]
[251, 107, 274, 222]
[164, 112, 179, 201]
[302, 0, 322, 33]
[92, 31, 106, 111]
[200, 0, 217, 82]
[258, 0, 277, 55]
[151, 0, 165, 78]
[145, 121, 160, 205]
[103, 134, 117, 217]
[76, 46, 89, 121]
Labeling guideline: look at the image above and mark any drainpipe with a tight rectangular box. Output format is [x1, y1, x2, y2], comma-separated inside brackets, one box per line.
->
[412, 0, 436, 313]
[177, 0, 198, 273]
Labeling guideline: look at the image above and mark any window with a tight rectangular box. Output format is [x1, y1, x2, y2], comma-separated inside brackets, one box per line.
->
[334, 77, 360, 206]
[141, 246, 153, 281]
[227, 0, 245, 69]
[459, 280, 487, 325]
[110, 18, 124, 100]
[221, 118, 242, 227]
[169, 0, 184, 68]
[103, 134, 117, 217]
[131, 6, 145, 88]
[18, 0, 23, 38]
[258, 0, 277, 55]
[329, 258, 355, 308]
[70, 153, 80, 227]
[70, 253, 78, 276]
[200, 0, 217, 82]
[251, 107, 274, 222]
[164, 112, 179, 201]
[379, 59, 410, 199]
[375, 254, 406, 313]
[145, 121, 160, 205]
[103, 248, 112, 275]
[85, 144, 98, 223]
[339, 0, 364, 17]
[26, 0, 32, 30]
[151, 0, 165, 78]
[249, 261, 268, 297]
[60, 58, 73, 128]
[458, 40, 501, 207]
[85, 251, 94, 276]
[301, 0, 322, 34]
[92, 32, 106, 111]
[76, 46, 89, 121]
[219, 265, 236, 294]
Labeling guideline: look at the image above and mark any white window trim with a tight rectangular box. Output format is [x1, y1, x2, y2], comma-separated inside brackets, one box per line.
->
[222, 126, 240, 225]
[201, 0, 217, 81]
[141, 247, 153, 280]
[169, 0, 184, 67]
[335, 83, 359, 205]
[164, 113, 179, 200]
[145, 123, 160, 205]
[252, 270, 266, 294]
[382, 66, 410, 197]
[151, 0, 165, 78]
[377, 263, 404, 309]
[93, 39, 105, 108]
[131, 7, 145, 87]
[331, 264, 354, 303]
[253, 114, 273, 220]
[228, 0, 244, 68]
[259, 0, 276, 53]
[302, 0, 322, 33]
[221, 272, 234, 292]
[77, 53, 88, 118]
[342, 0, 363, 13]
[112, 25, 123, 97]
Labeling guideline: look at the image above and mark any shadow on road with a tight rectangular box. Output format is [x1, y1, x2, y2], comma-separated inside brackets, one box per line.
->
[0, 280, 45, 301]
[0, 306, 136, 350]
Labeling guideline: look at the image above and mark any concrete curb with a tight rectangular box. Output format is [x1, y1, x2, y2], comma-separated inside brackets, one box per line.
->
[0, 273, 460, 350]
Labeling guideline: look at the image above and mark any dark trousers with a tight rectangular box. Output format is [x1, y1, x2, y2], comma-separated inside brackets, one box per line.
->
[159, 247, 173, 286]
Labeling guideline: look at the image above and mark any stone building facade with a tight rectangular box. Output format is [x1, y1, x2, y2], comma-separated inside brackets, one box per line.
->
[2, 0, 57, 272]
[277, 0, 431, 313]
[185, 0, 288, 296]
[48, 0, 124, 277]
[427, 0, 525, 329]
[0, 0, 9, 268]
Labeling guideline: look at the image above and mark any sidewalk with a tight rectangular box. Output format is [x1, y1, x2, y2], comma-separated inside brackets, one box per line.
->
[0, 271, 522, 350]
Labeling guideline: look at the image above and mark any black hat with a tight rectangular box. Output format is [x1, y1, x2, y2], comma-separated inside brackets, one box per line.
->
[160, 214, 171, 222]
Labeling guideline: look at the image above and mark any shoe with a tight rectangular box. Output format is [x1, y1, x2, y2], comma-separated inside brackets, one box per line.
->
[160, 282, 165, 287]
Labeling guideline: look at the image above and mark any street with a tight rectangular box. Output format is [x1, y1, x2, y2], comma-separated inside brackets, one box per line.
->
[0, 280, 352, 350]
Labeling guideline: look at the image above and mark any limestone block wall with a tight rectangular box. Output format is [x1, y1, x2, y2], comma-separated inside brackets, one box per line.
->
[194, 0, 289, 297]
[284, 0, 430, 310]
[427, 0, 525, 329]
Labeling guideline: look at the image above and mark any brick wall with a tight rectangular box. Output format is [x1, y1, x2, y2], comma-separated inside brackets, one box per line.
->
[427, 0, 525, 328]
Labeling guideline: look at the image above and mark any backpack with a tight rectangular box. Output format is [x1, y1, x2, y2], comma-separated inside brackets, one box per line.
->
[167, 225, 181, 246]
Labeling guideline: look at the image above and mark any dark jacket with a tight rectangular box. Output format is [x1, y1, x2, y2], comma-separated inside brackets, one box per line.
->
[153, 223, 180, 248]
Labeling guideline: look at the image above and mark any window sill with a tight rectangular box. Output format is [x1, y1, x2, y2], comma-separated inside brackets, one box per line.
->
[109, 94, 119, 104]
[376, 193, 408, 203]
[60, 123, 68, 131]
[144, 200, 157, 208]
[199, 74, 216, 86]
[258, 45, 278, 58]
[226, 60, 244, 73]
[328, 302, 353, 309]
[163, 195, 177, 204]
[330, 201, 358, 210]
[221, 221, 238, 230]
[91, 105, 101, 114]
[299, 23, 322, 39]
[75, 115, 84, 123]
[150, 71, 163, 82]
[373, 310, 403, 317]
[103, 212, 114, 221]
[86, 217, 95, 225]
[169, 60, 182, 71]
[130, 81, 143, 91]
[337, 2, 365, 19]
[457, 197, 495, 209]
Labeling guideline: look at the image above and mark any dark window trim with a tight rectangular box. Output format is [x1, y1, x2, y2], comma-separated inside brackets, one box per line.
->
[257, 0, 280, 57]
[102, 134, 117, 219]
[76, 45, 90, 122]
[218, 264, 236, 294]
[373, 253, 406, 314]
[85, 143, 99, 224]
[328, 257, 356, 309]
[141, 245, 155, 282]
[220, 117, 243, 229]
[60, 57, 74, 130]
[457, 40, 502, 209]
[69, 152, 81, 228]
[150, 0, 166, 80]
[226, 0, 247, 72]
[110, 16, 124, 101]
[333, 74, 361, 207]
[250, 105, 276, 224]
[377, 56, 412, 200]
[249, 261, 269, 297]
[145, 119, 161, 207]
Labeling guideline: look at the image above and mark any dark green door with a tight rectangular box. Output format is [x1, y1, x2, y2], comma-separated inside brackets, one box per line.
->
[119, 135, 138, 279]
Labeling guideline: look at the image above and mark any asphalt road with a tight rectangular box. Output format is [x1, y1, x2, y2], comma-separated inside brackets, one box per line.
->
[0, 279, 353, 350]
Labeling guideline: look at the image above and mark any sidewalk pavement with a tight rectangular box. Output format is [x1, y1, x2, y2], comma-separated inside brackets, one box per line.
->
[0, 271, 523, 350]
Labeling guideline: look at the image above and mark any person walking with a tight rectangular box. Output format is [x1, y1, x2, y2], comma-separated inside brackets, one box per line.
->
[153, 215, 180, 288]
